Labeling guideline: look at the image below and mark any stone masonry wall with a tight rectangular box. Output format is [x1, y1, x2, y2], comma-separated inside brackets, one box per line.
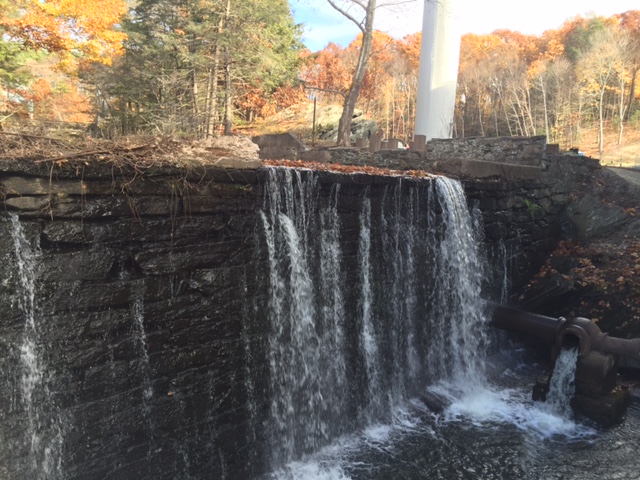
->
[0, 142, 600, 479]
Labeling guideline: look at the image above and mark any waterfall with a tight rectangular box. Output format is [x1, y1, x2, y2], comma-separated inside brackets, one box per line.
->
[357, 194, 383, 423]
[545, 346, 579, 418]
[260, 168, 349, 466]
[429, 177, 488, 386]
[260, 167, 489, 470]
[9, 213, 64, 479]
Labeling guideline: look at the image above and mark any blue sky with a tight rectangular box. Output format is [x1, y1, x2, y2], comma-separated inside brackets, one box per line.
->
[290, 0, 640, 52]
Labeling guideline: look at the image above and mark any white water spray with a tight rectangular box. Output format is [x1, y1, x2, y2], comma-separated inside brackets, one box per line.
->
[10, 213, 64, 479]
[429, 177, 487, 385]
[357, 195, 383, 423]
[261, 168, 494, 472]
[545, 346, 579, 418]
[131, 287, 156, 448]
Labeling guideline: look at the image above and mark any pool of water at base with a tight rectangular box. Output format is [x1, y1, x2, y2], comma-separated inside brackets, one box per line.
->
[266, 347, 640, 480]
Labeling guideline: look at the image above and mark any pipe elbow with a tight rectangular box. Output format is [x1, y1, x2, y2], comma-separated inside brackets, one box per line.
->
[555, 317, 602, 356]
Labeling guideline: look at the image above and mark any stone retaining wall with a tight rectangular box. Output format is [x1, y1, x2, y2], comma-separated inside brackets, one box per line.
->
[0, 144, 602, 478]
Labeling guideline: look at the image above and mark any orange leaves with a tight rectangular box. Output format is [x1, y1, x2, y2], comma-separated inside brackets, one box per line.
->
[236, 83, 307, 121]
[272, 84, 307, 109]
[32, 78, 95, 123]
[397, 33, 421, 70]
[300, 42, 351, 98]
[31, 78, 52, 102]
[1, 0, 128, 71]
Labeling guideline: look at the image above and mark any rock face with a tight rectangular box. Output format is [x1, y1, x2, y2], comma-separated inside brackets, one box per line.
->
[0, 139, 622, 479]
[1, 161, 266, 480]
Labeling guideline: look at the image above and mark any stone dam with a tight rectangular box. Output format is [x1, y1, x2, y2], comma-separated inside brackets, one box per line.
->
[0, 136, 634, 479]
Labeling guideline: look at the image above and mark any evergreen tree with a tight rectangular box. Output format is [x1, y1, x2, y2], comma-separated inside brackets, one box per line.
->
[87, 0, 302, 136]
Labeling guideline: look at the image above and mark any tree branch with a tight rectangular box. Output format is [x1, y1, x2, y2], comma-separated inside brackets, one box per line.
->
[326, 0, 365, 33]
[303, 84, 347, 99]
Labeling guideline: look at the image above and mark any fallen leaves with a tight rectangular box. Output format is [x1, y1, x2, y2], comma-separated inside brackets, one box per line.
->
[263, 159, 434, 179]
[521, 238, 640, 337]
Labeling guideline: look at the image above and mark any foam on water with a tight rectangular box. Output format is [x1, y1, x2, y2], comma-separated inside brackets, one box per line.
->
[267, 380, 596, 480]
[439, 382, 594, 441]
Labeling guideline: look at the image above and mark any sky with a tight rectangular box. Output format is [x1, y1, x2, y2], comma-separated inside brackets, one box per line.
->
[289, 0, 640, 52]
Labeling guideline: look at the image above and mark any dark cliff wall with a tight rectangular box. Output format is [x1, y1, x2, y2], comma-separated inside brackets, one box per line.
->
[0, 149, 596, 479]
[0, 162, 267, 479]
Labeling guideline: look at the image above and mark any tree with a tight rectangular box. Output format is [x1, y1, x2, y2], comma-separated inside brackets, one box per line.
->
[299, 43, 350, 102]
[617, 11, 640, 121]
[88, 0, 302, 136]
[576, 26, 625, 156]
[0, 0, 127, 72]
[326, 0, 377, 146]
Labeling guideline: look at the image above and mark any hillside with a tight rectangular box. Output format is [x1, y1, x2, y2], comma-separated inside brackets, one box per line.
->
[246, 102, 640, 166]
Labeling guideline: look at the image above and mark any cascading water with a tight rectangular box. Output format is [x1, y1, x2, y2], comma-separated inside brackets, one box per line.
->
[257, 168, 605, 480]
[260, 168, 490, 473]
[260, 167, 349, 465]
[1, 167, 632, 480]
[9, 213, 64, 479]
[428, 178, 488, 386]
[357, 194, 383, 424]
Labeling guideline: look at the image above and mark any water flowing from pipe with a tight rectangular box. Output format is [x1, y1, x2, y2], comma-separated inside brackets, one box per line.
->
[545, 346, 579, 418]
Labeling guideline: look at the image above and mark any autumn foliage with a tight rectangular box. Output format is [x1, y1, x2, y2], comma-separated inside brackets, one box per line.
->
[522, 239, 640, 338]
[1, 0, 127, 71]
[297, 11, 640, 150]
[0, 1, 639, 146]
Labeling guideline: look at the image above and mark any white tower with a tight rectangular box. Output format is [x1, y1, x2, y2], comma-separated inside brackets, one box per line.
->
[414, 0, 461, 140]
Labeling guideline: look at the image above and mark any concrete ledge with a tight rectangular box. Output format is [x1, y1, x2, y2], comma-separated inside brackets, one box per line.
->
[433, 159, 541, 181]
[251, 133, 306, 160]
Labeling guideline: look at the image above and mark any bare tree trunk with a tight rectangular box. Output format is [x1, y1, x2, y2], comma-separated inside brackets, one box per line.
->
[598, 86, 606, 157]
[625, 67, 637, 121]
[329, 0, 377, 146]
[222, 0, 232, 136]
[206, 42, 223, 136]
[204, 0, 230, 137]
[223, 57, 232, 135]
[540, 74, 549, 140]
[190, 68, 200, 136]
[205, 66, 218, 136]
[618, 76, 626, 145]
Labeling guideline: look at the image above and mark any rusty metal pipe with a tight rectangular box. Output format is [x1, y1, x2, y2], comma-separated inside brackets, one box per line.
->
[598, 335, 640, 357]
[491, 304, 564, 345]
[491, 305, 640, 360]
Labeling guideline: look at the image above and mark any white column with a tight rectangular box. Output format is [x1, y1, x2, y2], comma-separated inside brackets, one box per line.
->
[414, 0, 461, 140]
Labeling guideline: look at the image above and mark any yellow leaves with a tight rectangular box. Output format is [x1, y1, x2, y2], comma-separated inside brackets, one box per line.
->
[1, 0, 128, 71]
[543, 38, 565, 61]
